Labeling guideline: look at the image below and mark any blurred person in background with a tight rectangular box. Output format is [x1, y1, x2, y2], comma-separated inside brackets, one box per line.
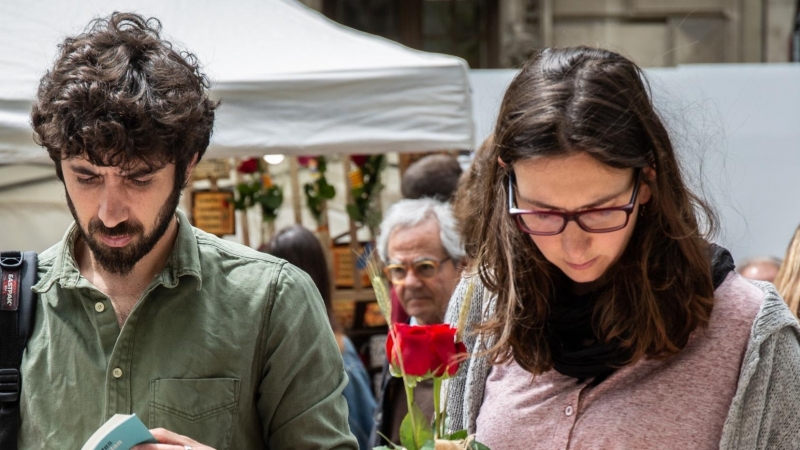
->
[391, 154, 463, 324]
[370, 198, 465, 447]
[401, 153, 463, 202]
[737, 256, 782, 283]
[262, 225, 376, 449]
[774, 225, 800, 317]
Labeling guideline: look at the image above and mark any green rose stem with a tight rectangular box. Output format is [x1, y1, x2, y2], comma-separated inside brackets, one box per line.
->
[403, 375, 419, 448]
[433, 377, 443, 439]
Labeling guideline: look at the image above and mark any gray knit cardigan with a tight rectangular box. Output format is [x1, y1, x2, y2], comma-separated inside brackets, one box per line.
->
[444, 275, 800, 449]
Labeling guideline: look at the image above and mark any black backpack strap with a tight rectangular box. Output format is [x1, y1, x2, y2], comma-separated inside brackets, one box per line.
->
[0, 251, 38, 450]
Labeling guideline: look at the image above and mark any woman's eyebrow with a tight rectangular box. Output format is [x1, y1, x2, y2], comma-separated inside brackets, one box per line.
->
[518, 187, 628, 210]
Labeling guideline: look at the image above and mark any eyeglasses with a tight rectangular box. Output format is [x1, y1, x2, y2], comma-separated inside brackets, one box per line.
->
[508, 169, 641, 236]
[384, 257, 452, 285]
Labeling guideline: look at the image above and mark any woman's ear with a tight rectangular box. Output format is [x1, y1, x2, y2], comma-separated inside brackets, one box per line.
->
[497, 157, 507, 168]
[639, 166, 656, 204]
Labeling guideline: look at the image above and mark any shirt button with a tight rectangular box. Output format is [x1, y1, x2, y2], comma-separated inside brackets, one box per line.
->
[112, 368, 123, 379]
[95, 302, 105, 313]
[565, 405, 574, 416]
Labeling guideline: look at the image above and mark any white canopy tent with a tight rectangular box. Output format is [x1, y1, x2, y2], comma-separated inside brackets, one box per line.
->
[0, 0, 473, 252]
[0, 0, 473, 164]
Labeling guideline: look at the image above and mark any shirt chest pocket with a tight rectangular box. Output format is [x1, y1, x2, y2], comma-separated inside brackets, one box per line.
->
[149, 378, 240, 450]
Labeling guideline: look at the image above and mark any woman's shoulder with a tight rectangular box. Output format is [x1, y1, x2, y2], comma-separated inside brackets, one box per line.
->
[712, 272, 799, 344]
[712, 272, 765, 327]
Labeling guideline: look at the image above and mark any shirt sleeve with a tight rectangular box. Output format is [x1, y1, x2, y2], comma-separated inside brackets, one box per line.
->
[720, 297, 800, 450]
[257, 262, 358, 449]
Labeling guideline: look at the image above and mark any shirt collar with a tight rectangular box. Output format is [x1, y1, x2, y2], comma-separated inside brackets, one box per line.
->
[34, 209, 203, 293]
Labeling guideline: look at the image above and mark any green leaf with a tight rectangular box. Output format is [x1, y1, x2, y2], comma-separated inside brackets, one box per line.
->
[399, 402, 433, 450]
[467, 441, 491, 450]
[446, 430, 468, 440]
[261, 192, 283, 209]
[346, 204, 362, 222]
[376, 431, 402, 449]
[319, 181, 335, 199]
[249, 180, 261, 191]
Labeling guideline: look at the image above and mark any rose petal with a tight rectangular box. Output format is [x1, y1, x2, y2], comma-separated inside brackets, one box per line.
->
[428, 325, 458, 377]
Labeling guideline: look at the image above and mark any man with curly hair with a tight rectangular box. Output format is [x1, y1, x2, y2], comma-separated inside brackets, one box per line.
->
[19, 12, 357, 450]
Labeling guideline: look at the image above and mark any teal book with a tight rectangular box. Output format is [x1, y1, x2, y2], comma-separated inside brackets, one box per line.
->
[81, 413, 158, 450]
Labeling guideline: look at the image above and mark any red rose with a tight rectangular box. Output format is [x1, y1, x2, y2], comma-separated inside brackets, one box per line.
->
[350, 154, 369, 167]
[237, 158, 260, 174]
[386, 323, 467, 378]
[297, 156, 314, 167]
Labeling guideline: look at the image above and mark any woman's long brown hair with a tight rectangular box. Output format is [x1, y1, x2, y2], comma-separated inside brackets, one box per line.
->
[463, 47, 718, 375]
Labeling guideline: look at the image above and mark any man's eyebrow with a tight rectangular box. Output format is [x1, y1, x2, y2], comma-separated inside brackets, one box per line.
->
[67, 164, 98, 177]
[122, 166, 163, 178]
[388, 256, 438, 265]
[66, 163, 164, 179]
[518, 187, 628, 211]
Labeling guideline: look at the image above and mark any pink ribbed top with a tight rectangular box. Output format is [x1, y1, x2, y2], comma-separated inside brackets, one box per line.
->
[475, 273, 763, 450]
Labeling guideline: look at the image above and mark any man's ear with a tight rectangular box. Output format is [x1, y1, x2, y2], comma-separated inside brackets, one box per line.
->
[185, 154, 200, 181]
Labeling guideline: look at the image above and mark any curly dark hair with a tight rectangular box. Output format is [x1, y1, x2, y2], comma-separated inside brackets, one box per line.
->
[31, 12, 219, 189]
[471, 47, 718, 375]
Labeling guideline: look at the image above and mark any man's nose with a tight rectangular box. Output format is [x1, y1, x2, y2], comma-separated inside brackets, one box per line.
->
[97, 185, 129, 228]
[402, 267, 424, 288]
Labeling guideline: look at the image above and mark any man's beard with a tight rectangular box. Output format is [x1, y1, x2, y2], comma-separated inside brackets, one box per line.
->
[66, 186, 181, 276]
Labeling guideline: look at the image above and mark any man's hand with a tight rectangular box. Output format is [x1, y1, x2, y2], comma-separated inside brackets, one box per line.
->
[132, 428, 216, 450]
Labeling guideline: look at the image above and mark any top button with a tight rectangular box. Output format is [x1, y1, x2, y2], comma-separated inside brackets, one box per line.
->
[565, 405, 574, 416]
[112, 368, 123, 379]
[94, 302, 105, 313]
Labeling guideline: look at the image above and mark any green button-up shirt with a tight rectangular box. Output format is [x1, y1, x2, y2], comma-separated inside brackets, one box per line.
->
[19, 210, 357, 449]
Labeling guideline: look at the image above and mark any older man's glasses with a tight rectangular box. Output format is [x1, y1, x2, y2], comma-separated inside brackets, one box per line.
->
[508, 169, 642, 236]
[384, 257, 451, 285]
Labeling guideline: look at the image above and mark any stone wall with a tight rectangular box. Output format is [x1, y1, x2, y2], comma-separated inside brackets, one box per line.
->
[498, 0, 796, 68]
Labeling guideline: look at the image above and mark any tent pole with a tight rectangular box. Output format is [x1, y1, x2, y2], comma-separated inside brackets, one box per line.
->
[233, 157, 251, 248]
[290, 156, 302, 224]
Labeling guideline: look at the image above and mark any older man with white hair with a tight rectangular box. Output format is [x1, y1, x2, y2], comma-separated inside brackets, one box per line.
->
[370, 198, 465, 447]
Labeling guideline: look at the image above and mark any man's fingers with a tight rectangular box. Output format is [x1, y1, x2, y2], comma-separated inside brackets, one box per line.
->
[131, 446, 186, 450]
[150, 427, 189, 444]
[131, 428, 204, 450]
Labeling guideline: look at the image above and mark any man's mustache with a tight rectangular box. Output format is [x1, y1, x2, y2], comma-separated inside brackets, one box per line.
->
[88, 219, 144, 238]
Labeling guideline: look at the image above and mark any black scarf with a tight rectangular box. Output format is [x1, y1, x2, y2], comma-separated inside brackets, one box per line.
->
[547, 244, 735, 384]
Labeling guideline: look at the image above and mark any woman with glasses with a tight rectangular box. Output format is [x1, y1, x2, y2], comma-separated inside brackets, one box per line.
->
[446, 46, 800, 449]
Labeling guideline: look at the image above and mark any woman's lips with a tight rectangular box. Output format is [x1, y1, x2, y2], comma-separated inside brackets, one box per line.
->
[565, 257, 598, 271]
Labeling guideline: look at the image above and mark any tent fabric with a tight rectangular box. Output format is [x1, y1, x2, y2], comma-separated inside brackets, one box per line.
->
[0, 0, 474, 164]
